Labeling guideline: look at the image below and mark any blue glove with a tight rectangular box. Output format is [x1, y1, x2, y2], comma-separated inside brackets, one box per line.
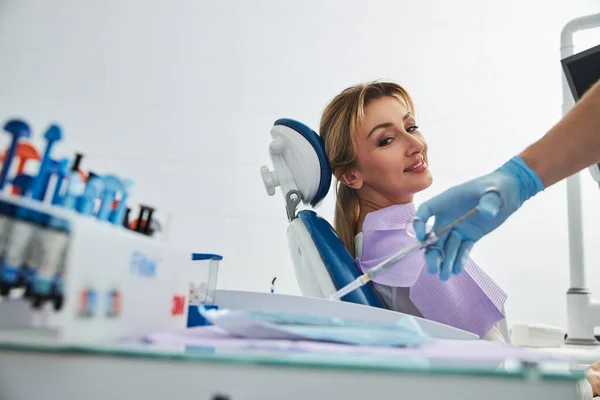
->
[413, 156, 545, 281]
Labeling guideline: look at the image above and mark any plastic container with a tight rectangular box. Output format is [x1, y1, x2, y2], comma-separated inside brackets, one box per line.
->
[189, 253, 221, 306]
[511, 323, 566, 348]
[187, 304, 218, 327]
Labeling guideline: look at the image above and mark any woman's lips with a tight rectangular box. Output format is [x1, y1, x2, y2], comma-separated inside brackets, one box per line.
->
[404, 159, 428, 173]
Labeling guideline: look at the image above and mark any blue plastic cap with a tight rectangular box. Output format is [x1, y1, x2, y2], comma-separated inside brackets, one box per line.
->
[11, 174, 34, 196]
[76, 176, 104, 215]
[3, 119, 31, 138]
[83, 176, 104, 198]
[44, 124, 63, 142]
[101, 175, 122, 193]
[121, 178, 134, 193]
[192, 253, 223, 261]
[58, 158, 71, 176]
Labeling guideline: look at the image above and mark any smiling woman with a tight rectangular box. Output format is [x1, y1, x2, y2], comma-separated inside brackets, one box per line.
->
[318, 80, 512, 344]
[319, 81, 432, 257]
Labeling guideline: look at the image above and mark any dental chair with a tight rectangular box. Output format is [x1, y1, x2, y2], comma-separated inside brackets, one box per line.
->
[259, 118, 385, 308]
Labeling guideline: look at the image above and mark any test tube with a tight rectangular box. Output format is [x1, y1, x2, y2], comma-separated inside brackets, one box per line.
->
[20, 212, 47, 298]
[0, 202, 15, 268]
[0, 207, 37, 297]
[50, 228, 69, 311]
[31, 216, 69, 309]
[0, 178, 32, 296]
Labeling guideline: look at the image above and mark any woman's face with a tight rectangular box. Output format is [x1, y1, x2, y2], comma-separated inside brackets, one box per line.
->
[342, 96, 433, 206]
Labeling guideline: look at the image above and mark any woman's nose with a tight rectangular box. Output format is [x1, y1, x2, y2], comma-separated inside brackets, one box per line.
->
[405, 134, 425, 155]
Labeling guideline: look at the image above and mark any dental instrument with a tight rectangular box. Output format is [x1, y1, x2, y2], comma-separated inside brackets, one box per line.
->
[0, 143, 39, 175]
[30, 124, 62, 201]
[41, 158, 71, 206]
[60, 173, 85, 210]
[71, 153, 84, 175]
[11, 174, 34, 197]
[329, 207, 480, 301]
[109, 178, 133, 226]
[0, 115, 192, 345]
[7, 143, 40, 196]
[57, 153, 86, 209]
[96, 175, 122, 221]
[76, 176, 104, 215]
[50, 158, 71, 205]
[144, 207, 155, 235]
[13, 143, 40, 174]
[134, 204, 155, 235]
[0, 119, 31, 191]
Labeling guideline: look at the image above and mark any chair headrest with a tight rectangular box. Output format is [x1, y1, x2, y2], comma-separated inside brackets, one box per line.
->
[261, 118, 332, 211]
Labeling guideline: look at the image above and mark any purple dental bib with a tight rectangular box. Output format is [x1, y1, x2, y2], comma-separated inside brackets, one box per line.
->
[356, 203, 507, 338]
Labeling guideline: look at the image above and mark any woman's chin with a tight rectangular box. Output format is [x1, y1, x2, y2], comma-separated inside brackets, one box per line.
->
[413, 176, 434, 192]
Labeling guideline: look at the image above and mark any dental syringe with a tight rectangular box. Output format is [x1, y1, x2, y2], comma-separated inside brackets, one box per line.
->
[329, 207, 480, 301]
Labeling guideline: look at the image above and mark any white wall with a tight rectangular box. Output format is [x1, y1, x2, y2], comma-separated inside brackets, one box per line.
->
[0, 0, 599, 330]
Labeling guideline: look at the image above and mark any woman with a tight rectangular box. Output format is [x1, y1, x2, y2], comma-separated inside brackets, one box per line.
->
[319, 80, 510, 342]
[318, 79, 598, 399]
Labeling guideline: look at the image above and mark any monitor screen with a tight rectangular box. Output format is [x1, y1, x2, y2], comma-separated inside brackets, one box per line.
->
[561, 42, 600, 102]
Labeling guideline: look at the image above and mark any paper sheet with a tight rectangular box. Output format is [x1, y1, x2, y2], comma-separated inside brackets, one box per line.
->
[137, 326, 569, 367]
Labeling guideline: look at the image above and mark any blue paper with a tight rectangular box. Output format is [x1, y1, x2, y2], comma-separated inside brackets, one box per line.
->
[199, 308, 429, 347]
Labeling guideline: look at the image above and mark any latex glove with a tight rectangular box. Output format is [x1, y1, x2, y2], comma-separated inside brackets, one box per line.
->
[413, 156, 544, 281]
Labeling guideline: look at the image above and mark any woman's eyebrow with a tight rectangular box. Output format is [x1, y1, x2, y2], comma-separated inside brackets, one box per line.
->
[366, 122, 392, 138]
[366, 113, 412, 138]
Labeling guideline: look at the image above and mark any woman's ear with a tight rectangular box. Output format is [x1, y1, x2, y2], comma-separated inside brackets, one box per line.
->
[335, 168, 363, 190]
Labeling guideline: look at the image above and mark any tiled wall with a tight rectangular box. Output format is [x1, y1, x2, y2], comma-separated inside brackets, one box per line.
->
[1, 0, 599, 327]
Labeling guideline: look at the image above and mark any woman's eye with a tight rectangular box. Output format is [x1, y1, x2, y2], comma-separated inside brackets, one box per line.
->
[407, 125, 419, 133]
[379, 137, 393, 146]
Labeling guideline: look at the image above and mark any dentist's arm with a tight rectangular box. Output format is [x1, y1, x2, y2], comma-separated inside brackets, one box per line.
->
[521, 79, 600, 188]
[414, 79, 600, 281]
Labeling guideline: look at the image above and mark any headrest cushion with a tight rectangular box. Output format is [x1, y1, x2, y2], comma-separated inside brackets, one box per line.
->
[273, 118, 332, 207]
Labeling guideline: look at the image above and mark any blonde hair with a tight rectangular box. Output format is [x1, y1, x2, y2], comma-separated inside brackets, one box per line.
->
[319, 81, 414, 258]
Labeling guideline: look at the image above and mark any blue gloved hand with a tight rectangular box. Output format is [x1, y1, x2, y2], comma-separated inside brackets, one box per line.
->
[413, 156, 545, 281]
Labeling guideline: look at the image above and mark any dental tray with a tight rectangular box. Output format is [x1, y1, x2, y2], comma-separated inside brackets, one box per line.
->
[199, 308, 429, 347]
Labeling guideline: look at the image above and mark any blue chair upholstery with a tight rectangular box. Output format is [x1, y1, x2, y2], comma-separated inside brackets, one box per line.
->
[298, 210, 385, 307]
[262, 117, 385, 309]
